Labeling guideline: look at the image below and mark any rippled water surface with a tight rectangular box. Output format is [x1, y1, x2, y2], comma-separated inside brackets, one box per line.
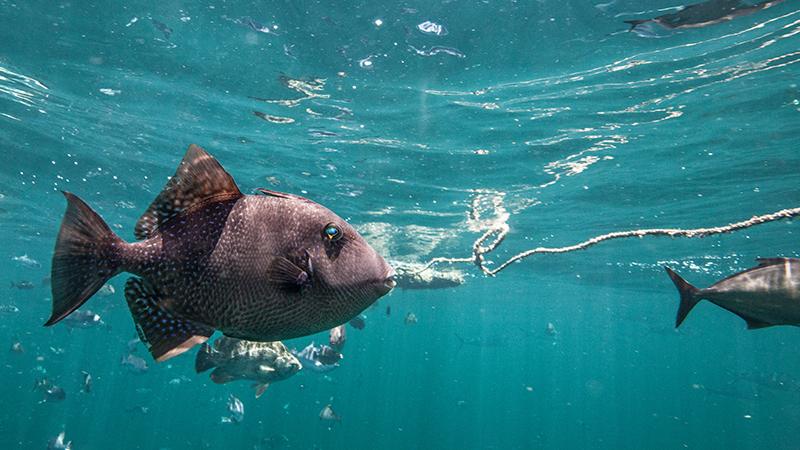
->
[1, 1, 799, 449]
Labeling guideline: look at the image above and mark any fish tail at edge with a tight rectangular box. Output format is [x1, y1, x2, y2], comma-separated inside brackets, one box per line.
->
[45, 192, 127, 326]
[664, 267, 701, 328]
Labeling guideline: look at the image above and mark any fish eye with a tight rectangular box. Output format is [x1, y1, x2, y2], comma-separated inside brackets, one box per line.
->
[323, 223, 342, 241]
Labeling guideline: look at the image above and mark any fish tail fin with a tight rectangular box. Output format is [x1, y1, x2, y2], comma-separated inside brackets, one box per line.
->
[665, 267, 701, 328]
[195, 343, 217, 373]
[46, 192, 126, 326]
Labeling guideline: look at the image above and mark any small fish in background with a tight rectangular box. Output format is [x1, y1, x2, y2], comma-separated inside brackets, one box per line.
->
[41, 276, 52, 286]
[404, 312, 418, 325]
[0, 304, 19, 313]
[195, 337, 301, 398]
[386, 305, 391, 317]
[150, 18, 172, 39]
[10, 340, 24, 353]
[62, 310, 104, 329]
[121, 353, 149, 374]
[417, 20, 448, 36]
[665, 257, 800, 329]
[47, 431, 72, 450]
[34, 378, 66, 403]
[126, 337, 142, 353]
[9, 280, 35, 290]
[12, 254, 41, 268]
[319, 404, 340, 422]
[81, 371, 92, 393]
[221, 394, 244, 424]
[329, 325, 346, 352]
[348, 314, 366, 330]
[624, 0, 786, 33]
[292, 342, 341, 372]
[168, 375, 191, 385]
[545, 322, 558, 337]
[50, 347, 65, 355]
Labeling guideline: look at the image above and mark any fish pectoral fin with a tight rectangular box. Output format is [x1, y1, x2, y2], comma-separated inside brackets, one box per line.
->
[253, 383, 270, 398]
[266, 257, 310, 291]
[134, 144, 242, 240]
[124, 277, 214, 362]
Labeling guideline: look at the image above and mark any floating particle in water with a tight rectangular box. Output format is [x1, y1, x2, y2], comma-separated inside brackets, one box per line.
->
[473, 149, 490, 155]
[525, 386, 534, 392]
[99, 88, 121, 96]
[417, 20, 447, 36]
[359, 56, 375, 69]
[744, 414, 752, 419]
[374, 18, 383, 27]
[408, 45, 465, 58]
[253, 111, 295, 124]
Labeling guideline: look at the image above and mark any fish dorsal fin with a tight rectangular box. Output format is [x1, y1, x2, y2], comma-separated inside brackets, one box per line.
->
[756, 257, 793, 267]
[134, 145, 242, 240]
[256, 188, 312, 203]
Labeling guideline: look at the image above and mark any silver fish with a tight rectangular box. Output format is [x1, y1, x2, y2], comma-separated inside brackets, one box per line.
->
[329, 325, 346, 352]
[666, 258, 800, 328]
[319, 404, 340, 421]
[292, 342, 340, 372]
[121, 353, 149, 373]
[221, 394, 244, 424]
[47, 431, 72, 450]
[195, 337, 301, 398]
[81, 371, 92, 393]
[45, 145, 396, 362]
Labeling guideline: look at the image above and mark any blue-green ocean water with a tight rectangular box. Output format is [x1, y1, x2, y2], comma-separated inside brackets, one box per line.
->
[1, 0, 799, 449]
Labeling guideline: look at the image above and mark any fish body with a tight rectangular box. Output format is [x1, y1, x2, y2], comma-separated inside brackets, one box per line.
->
[195, 337, 301, 397]
[222, 394, 244, 424]
[319, 404, 340, 421]
[11, 341, 23, 353]
[81, 371, 92, 393]
[404, 312, 418, 325]
[34, 379, 66, 402]
[48, 431, 72, 450]
[348, 314, 366, 330]
[45, 145, 395, 362]
[12, 254, 41, 268]
[665, 258, 800, 328]
[292, 342, 340, 372]
[625, 0, 785, 31]
[329, 325, 346, 352]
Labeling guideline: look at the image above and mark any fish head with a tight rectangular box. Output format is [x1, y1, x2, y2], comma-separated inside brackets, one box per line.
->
[257, 190, 396, 315]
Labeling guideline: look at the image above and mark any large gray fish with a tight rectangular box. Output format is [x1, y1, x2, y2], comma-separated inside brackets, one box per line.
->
[665, 258, 800, 329]
[195, 337, 301, 398]
[625, 0, 785, 32]
[46, 145, 396, 362]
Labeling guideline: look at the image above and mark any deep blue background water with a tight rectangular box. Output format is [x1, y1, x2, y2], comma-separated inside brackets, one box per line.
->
[1, 1, 799, 449]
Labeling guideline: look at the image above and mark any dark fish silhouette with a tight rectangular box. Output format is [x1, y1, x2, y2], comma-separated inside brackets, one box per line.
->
[195, 337, 301, 398]
[666, 257, 800, 328]
[46, 145, 395, 362]
[625, 0, 785, 32]
[9, 280, 35, 290]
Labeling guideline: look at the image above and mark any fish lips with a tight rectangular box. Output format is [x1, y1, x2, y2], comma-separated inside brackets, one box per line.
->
[375, 267, 397, 296]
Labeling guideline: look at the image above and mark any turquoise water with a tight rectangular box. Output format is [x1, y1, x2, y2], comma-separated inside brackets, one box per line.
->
[2, 0, 800, 448]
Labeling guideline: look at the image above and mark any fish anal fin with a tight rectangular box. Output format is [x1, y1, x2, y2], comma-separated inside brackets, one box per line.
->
[124, 277, 213, 362]
[134, 145, 242, 240]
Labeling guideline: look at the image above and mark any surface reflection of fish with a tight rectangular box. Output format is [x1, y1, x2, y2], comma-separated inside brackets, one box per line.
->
[9, 280, 35, 290]
[48, 431, 72, 450]
[221, 394, 244, 424]
[329, 325, 346, 352]
[625, 0, 785, 32]
[34, 378, 66, 402]
[292, 343, 340, 372]
[121, 353, 149, 373]
[62, 309, 105, 329]
[195, 337, 301, 398]
[666, 258, 800, 328]
[45, 145, 395, 362]
[319, 404, 340, 421]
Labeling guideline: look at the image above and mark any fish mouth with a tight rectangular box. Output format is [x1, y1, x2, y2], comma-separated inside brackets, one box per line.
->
[378, 267, 397, 294]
